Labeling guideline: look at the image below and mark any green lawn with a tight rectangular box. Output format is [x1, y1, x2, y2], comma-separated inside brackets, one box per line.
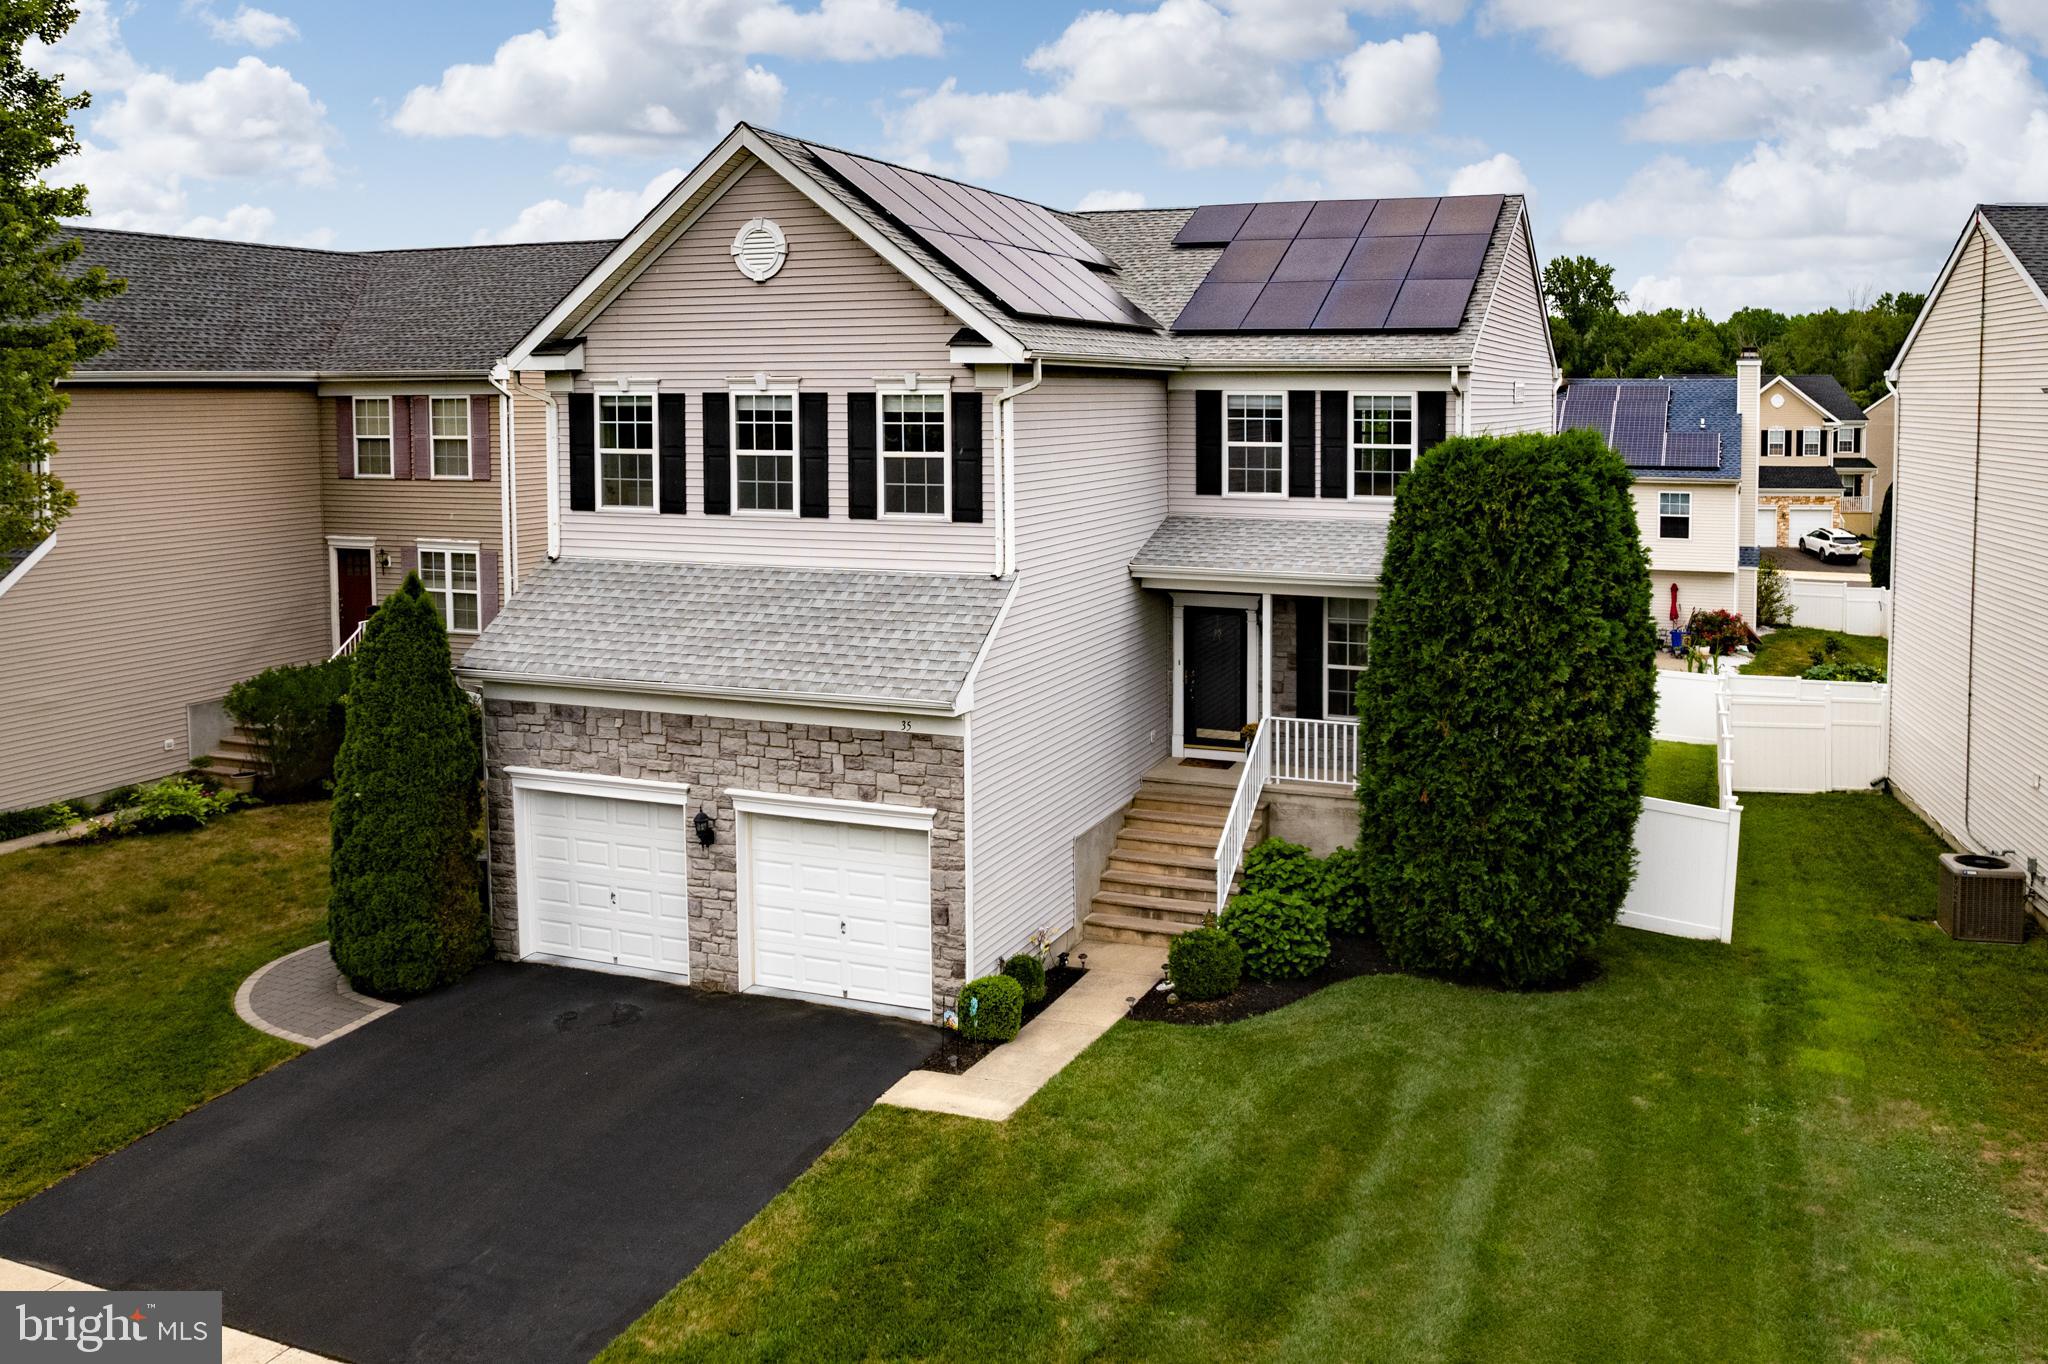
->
[1645, 740, 1718, 807]
[601, 793, 2048, 1364]
[0, 802, 329, 1211]
[1745, 627, 1890, 677]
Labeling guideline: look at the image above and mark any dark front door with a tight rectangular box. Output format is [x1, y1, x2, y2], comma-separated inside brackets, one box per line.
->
[1183, 606, 1248, 748]
[336, 547, 373, 640]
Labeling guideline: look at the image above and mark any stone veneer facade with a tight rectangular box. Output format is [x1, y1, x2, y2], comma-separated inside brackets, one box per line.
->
[482, 698, 967, 1019]
[1757, 493, 1843, 545]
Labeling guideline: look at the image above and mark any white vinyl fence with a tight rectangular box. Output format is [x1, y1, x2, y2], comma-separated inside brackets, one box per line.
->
[1783, 578, 1890, 637]
[1625, 678, 1741, 942]
[1656, 670, 1888, 793]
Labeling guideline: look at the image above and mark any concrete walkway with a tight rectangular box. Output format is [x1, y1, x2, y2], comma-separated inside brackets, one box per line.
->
[233, 943, 394, 1048]
[0, 1257, 338, 1362]
[877, 941, 1164, 1120]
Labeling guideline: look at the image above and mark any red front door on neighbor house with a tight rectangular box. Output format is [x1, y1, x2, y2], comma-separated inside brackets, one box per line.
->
[336, 547, 373, 642]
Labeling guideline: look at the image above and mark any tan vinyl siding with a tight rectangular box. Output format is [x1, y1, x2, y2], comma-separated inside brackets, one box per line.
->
[1165, 372, 1459, 519]
[511, 373, 553, 586]
[1846, 393, 1895, 534]
[966, 371, 1172, 972]
[0, 387, 327, 810]
[1635, 482, 1736, 573]
[562, 161, 997, 572]
[318, 394, 503, 659]
[1465, 212, 1556, 436]
[1759, 382, 1834, 459]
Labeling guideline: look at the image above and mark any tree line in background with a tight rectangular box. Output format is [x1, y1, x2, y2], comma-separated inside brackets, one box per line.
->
[1542, 255, 1921, 406]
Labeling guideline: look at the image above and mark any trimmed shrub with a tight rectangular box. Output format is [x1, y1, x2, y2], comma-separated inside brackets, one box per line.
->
[957, 974, 1024, 1042]
[1167, 925, 1242, 1000]
[1221, 888, 1329, 980]
[0, 799, 82, 842]
[1802, 661, 1886, 683]
[1869, 485, 1892, 589]
[1001, 952, 1047, 1005]
[114, 775, 238, 834]
[224, 657, 351, 800]
[1240, 837, 1321, 897]
[1319, 845, 1370, 935]
[1686, 607, 1753, 655]
[329, 574, 489, 998]
[1359, 430, 1655, 987]
[1756, 556, 1794, 627]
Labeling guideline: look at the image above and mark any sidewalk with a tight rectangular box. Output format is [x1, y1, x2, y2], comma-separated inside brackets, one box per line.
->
[0, 1257, 337, 1363]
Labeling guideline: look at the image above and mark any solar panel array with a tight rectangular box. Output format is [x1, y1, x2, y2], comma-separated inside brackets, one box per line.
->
[1170, 193, 1502, 333]
[1555, 382, 1724, 470]
[810, 145, 1156, 330]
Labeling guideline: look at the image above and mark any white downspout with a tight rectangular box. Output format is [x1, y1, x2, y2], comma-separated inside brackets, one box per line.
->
[994, 357, 1043, 577]
[1450, 364, 1468, 436]
[488, 363, 517, 591]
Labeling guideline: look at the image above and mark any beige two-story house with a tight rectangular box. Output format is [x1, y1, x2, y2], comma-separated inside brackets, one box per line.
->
[1756, 372, 1869, 545]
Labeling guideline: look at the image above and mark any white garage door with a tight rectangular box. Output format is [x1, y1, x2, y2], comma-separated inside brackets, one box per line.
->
[1787, 507, 1833, 541]
[1756, 507, 1779, 545]
[523, 788, 690, 978]
[748, 815, 931, 1015]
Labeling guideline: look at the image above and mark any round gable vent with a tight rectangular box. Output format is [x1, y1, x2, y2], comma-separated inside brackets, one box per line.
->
[732, 217, 787, 282]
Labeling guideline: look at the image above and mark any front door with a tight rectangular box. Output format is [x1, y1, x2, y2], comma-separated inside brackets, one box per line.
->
[336, 547, 373, 640]
[1183, 606, 1248, 749]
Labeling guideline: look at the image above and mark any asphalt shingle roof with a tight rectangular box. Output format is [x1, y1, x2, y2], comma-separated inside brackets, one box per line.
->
[1781, 374, 1866, 423]
[1760, 465, 1846, 492]
[1981, 204, 2048, 299]
[66, 228, 615, 375]
[456, 558, 1015, 708]
[1555, 377, 1743, 483]
[1130, 515, 1388, 584]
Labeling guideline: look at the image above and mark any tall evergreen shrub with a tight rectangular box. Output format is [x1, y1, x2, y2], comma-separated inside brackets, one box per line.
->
[1869, 485, 1892, 589]
[1358, 430, 1656, 986]
[328, 574, 488, 996]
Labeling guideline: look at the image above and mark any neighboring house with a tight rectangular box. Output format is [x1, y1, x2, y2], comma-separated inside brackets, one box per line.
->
[1886, 203, 2048, 915]
[461, 123, 1556, 1022]
[1846, 388, 1895, 536]
[1756, 372, 1868, 545]
[0, 229, 608, 812]
[1554, 350, 1761, 633]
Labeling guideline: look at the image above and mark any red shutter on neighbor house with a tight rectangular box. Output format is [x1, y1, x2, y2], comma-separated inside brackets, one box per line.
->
[471, 395, 492, 480]
[409, 396, 431, 479]
[390, 398, 413, 479]
[336, 398, 354, 479]
[480, 549, 501, 624]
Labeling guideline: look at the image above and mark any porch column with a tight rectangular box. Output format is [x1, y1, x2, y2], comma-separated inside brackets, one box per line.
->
[1260, 592, 1273, 720]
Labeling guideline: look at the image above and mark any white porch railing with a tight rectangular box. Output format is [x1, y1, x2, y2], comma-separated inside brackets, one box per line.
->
[1213, 721, 1273, 915]
[1267, 716, 1359, 786]
[331, 619, 368, 661]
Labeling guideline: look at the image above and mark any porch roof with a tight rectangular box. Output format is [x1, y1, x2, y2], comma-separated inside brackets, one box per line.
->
[1129, 515, 1385, 591]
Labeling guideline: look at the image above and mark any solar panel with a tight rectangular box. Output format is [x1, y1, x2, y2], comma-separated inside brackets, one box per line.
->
[1211, 238, 1289, 283]
[1300, 199, 1376, 238]
[1272, 236, 1354, 283]
[1174, 279, 1262, 330]
[1408, 233, 1489, 281]
[1243, 279, 1335, 330]
[1340, 235, 1420, 280]
[1612, 386, 1670, 465]
[1173, 202, 1254, 246]
[1239, 201, 1315, 239]
[1385, 276, 1475, 330]
[1665, 432, 1721, 468]
[1558, 382, 1619, 442]
[1363, 197, 1438, 236]
[1312, 279, 1399, 330]
[1426, 194, 1505, 236]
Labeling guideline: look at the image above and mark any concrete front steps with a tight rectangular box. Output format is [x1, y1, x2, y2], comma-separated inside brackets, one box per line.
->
[202, 724, 266, 793]
[1083, 765, 1266, 949]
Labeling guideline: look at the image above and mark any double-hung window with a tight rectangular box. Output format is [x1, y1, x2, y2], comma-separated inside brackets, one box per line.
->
[1352, 394, 1414, 497]
[1842, 473, 1865, 499]
[1767, 428, 1787, 456]
[597, 393, 655, 509]
[429, 397, 470, 478]
[1835, 428, 1857, 454]
[881, 392, 947, 515]
[418, 545, 480, 634]
[1659, 491, 1691, 539]
[1224, 393, 1284, 495]
[353, 398, 393, 477]
[734, 392, 795, 513]
[1801, 429, 1823, 457]
[1325, 597, 1374, 718]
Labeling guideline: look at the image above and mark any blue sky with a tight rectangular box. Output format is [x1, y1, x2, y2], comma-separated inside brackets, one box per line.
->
[34, 1, 2048, 316]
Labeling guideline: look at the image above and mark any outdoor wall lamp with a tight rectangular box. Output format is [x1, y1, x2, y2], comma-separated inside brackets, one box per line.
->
[377, 549, 392, 572]
[693, 808, 716, 847]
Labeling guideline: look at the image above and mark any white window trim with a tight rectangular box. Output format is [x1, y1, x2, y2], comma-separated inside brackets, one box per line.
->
[1347, 389, 1419, 504]
[1800, 429, 1823, 457]
[505, 766, 692, 805]
[596, 388, 659, 513]
[1322, 595, 1372, 722]
[1222, 391, 1288, 500]
[352, 396, 395, 480]
[729, 386, 800, 518]
[427, 395, 473, 481]
[1658, 491, 1692, 540]
[876, 385, 952, 520]
[1766, 428, 1788, 456]
[417, 538, 483, 637]
[728, 787, 937, 831]
[1835, 428, 1857, 453]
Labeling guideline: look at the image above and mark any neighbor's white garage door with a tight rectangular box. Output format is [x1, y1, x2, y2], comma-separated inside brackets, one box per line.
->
[1755, 507, 1779, 545]
[523, 789, 690, 978]
[748, 815, 931, 1015]
[1787, 507, 1833, 542]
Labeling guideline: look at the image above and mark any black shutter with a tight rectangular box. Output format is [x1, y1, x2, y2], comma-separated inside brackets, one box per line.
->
[847, 392, 877, 519]
[702, 392, 730, 515]
[1320, 391, 1347, 498]
[1287, 390, 1316, 497]
[657, 393, 686, 514]
[1295, 596, 1323, 720]
[568, 392, 595, 512]
[951, 391, 984, 523]
[1194, 389, 1222, 495]
[798, 392, 828, 518]
[1418, 390, 1447, 459]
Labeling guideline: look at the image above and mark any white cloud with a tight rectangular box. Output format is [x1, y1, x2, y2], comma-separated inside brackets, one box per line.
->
[180, 203, 275, 239]
[394, 0, 942, 155]
[1448, 150, 1528, 195]
[882, 79, 1099, 178]
[1075, 189, 1147, 211]
[478, 167, 686, 243]
[1985, 0, 2048, 51]
[1322, 31, 1441, 133]
[1628, 50, 1905, 142]
[1266, 137, 1424, 197]
[26, 0, 142, 93]
[1560, 39, 2048, 314]
[195, 5, 299, 48]
[1478, 0, 1916, 78]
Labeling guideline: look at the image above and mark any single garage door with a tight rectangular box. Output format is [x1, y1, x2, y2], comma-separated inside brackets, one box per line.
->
[1756, 507, 1779, 545]
[1786, 507, 1833, 542]
[748, 815, 931, 1016]
[523, 789, 690, 978]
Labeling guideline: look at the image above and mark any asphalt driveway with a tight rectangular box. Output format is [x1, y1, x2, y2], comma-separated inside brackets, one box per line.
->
[1761, 544, 1870, 578]
[0, 963, 934, 1364]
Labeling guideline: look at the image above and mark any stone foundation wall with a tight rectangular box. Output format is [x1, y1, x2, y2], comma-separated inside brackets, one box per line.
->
[1758, 494, 1842, 545]
[1269, 596, 1299, 717]
[482, 699, 967, 1019]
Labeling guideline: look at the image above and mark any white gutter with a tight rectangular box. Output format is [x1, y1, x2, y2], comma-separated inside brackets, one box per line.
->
[488, 363, 519, 591]
[454, 668, 963, 717]
[994, 357, 1043, 577]
[1450, 364, 1467, 436]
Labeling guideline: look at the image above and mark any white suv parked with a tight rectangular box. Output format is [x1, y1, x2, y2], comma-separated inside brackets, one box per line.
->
[1799, 526, 1864, 564]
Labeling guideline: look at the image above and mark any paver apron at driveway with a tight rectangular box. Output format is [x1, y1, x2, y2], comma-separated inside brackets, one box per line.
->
[0, 962, 934, 1364]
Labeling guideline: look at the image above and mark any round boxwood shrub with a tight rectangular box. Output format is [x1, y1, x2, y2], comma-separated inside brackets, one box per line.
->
[1359, 430, 1655, 987]
[957, 974, 1024, 1042]
[1319, 844, 1370, 936]
[1221, 889, 1329, 980]
[1167, 925, 1242, 1000]
[1241, 837, 1320, 896]
[1001, 952, 1047, 1005]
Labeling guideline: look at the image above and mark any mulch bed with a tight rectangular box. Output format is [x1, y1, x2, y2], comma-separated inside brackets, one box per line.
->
[1125, 933, 1399, 1026]
[918, 963, 1088, 1075]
